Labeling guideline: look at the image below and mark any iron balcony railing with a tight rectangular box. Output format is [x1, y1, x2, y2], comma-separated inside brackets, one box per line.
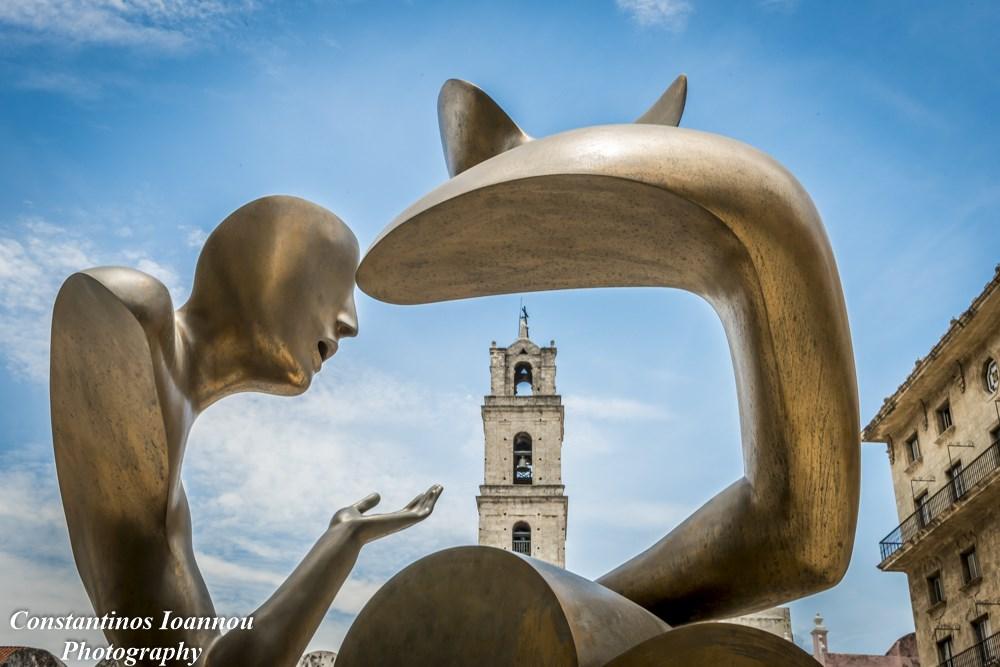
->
[512, 540, 530, 556]
[939, 630, 1000, 667]
[880, 439, 1000, 563]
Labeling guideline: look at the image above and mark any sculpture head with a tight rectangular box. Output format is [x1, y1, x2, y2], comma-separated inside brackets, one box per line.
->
[185, 195, 359, 398]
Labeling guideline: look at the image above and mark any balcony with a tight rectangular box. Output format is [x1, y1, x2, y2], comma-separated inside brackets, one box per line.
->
[879, 440, 1000, 566]
[940, 630, 1000, 667]
[512, 540, 530, 556]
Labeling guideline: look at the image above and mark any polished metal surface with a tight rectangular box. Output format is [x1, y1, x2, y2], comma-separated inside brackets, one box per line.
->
[358, 77, 861, 625]
[337, 546, 671, 667]
[606, 623, 819, 666]
[50, 195, 442, 667]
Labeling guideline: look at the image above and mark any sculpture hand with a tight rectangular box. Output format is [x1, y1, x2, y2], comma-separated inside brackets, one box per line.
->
[330, 485, 443, 544]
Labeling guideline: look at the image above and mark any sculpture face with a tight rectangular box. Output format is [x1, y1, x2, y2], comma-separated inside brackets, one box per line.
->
[187, 195, 360, 396]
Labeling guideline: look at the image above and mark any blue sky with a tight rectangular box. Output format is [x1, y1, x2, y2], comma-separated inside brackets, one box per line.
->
[1, 0, 999, 659]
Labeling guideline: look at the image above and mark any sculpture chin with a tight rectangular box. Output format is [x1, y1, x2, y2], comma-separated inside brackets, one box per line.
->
[247, 359, 314, 397]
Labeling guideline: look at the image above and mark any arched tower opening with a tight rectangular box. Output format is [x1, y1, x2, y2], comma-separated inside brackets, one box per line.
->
[513, 432, 533, 484]
[512, 522, 531, 556]
[514, 362, 533, 395]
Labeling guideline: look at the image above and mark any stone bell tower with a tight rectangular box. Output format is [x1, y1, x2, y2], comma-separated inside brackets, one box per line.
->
[477, 309, 568, 567]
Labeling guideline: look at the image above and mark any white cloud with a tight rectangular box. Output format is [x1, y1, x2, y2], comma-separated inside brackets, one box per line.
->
[0, 0, 259, 51]
[196, 552, 381, 614]
[564, 395, 671, 421]
[183, 363, 482, 567]
[575, 497, 692, 532]
[14, 69, 104, 101]
[0, 219, 184, 382]
[0, 552, 104, 661]
[0, 454, 105, 661]
[0, 468, 65, 528]
[862, 77, 949, 132]
[184, 226, 209, 248]
[133, 256, 184, 296]
[616, 0, 693, 30]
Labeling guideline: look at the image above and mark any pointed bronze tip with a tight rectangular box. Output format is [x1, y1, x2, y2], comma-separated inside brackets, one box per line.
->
[437, 79, 531, 177]
[635, 74, 687, 127]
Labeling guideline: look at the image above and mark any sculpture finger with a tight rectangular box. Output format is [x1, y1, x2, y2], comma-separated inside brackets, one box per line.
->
[421, 484, 444, 512]
[354, 492, 381, 513]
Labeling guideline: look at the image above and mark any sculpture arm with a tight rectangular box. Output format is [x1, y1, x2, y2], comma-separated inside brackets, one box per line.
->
[597, 265, 858, 625]
[199, 486, 441, 667]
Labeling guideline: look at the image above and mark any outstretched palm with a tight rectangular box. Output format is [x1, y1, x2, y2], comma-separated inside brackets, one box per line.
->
[331, 485, 443, 544]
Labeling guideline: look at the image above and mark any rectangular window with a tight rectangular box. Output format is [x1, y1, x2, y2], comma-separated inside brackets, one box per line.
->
[906, 434, 921, 464]
[947, 461, 966, 501]
[973, 615, 994, 663]
[938, 402, 954, 432]
[915, 491, 931, 528]
[962, 547, 982, 584]
[973, 615, 992, 643]
[937, 636, 954, 666]
[927, 571, 945, 606]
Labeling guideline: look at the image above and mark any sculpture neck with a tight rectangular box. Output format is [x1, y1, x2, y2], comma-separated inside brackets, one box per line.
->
[175, 301, 257, 414]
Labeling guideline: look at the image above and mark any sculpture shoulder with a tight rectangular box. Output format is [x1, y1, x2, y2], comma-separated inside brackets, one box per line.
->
[50, 268, 174, 534]
[54, 268, 175, 344]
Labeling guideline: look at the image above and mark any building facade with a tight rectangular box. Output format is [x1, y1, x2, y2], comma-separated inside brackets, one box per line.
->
[725, 608, 795, 643]
[863, 267, 1000, 667]
[477, 311, 568, 567]
[810, 614, 920, 667]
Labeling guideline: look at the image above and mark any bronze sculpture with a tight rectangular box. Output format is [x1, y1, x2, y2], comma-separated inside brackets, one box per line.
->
[336, 546, 820, 667]
[47, 70, 859, 665]
[357, 74, 860, 627]
[50, 195, 442, 667]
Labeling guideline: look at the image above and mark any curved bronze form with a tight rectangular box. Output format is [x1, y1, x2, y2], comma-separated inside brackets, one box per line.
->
[338, 546, 671, 667]
[357, 77, 860, 624]
[606, 623, 819, 666]
[50, 195, 442, 667]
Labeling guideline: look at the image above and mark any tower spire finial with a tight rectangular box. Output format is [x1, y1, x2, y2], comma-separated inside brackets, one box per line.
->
[519, 304, 529, 339]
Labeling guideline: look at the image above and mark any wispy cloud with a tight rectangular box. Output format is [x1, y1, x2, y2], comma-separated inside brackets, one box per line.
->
[861, 76, 950, 132]
[184, 363, 482, 570]
[13, 69, 104, 101]
[0, 450, 106, 658]
[183, 226, 209, 248]
[575, 497, 692, 532]
[0, 0, 259, 51]
[0, 218, 184, 382]
[615, 0, 693, 30]
[565, 395, 671, 421]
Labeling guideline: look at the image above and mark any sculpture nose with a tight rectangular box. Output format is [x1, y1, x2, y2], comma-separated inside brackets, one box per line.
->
[335, 309, 358, 340]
